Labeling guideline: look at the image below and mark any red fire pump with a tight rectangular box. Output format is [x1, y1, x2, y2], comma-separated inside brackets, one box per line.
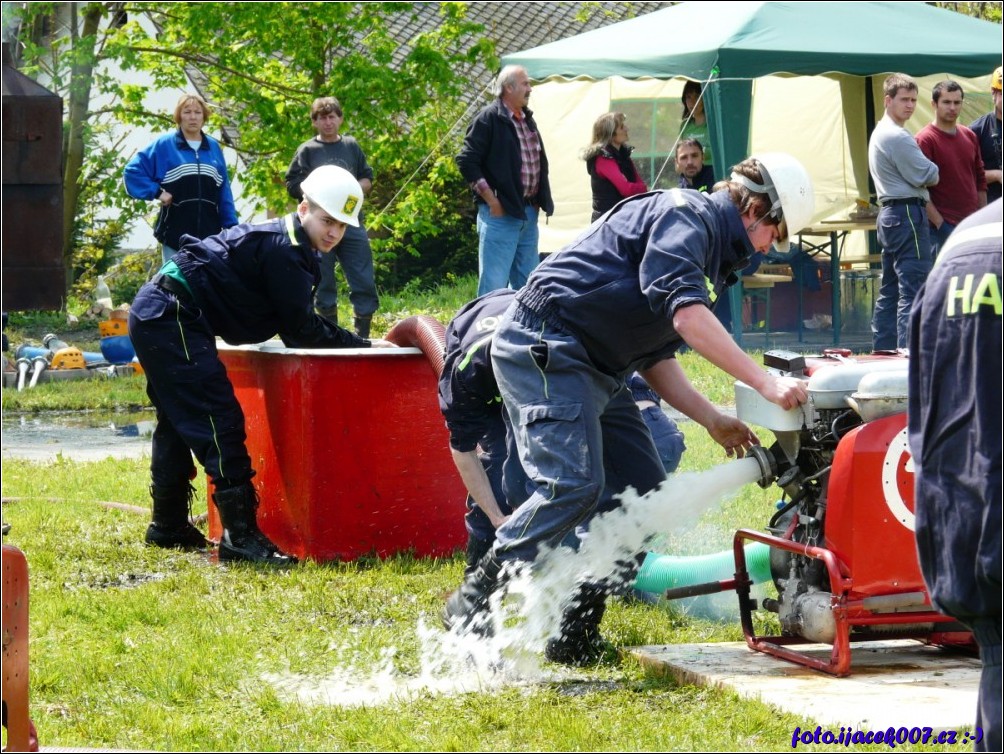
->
[668, 349, 975, 676]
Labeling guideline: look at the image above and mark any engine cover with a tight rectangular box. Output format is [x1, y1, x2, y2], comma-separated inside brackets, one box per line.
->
[825, 412, 924, 598]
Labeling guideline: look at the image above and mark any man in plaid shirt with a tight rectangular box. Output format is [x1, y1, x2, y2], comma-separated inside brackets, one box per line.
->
[457, 65, 554, 296]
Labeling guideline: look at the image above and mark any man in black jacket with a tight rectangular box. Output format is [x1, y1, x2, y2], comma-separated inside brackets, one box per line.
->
[456, 65, 554, 297]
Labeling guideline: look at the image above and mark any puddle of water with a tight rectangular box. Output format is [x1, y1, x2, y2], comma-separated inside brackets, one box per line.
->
[1, 409, 155, 461]
[265, 459, 761, 709]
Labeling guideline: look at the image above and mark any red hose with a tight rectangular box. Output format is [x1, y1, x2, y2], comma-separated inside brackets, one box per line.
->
[385, 315, 447, 378]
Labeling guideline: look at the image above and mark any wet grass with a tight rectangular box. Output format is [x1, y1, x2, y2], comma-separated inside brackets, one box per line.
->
[1, 431, 970, 752]
[8, 276, 953, 751]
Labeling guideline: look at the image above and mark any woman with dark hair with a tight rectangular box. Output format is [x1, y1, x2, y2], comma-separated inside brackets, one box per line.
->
[124, 93, 238, 263]
[583, 112, 648, 222]
[680, 81, 715, 175]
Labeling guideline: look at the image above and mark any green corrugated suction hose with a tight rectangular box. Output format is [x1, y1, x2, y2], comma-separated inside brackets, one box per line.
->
[632, 541, 772, 594]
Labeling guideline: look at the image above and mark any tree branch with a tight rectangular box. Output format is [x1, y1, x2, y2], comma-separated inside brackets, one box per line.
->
[124, 44, 312, 98]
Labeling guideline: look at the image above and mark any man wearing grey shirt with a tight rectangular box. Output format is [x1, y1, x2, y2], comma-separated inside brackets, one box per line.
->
[286, 97, 379, 337]
[868, 73, 940, 350]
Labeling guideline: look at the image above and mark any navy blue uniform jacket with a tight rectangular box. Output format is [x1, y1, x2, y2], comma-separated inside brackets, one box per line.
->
[908, 199, 1003, 625]
[516, 188, 753, 376]
[174, 214, 369, 349]
[438, 289, 517, 453]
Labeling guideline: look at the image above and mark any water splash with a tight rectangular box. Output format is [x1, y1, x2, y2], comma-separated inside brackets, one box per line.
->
[495, 456, 764, 655]
[264, 457, 762, 707]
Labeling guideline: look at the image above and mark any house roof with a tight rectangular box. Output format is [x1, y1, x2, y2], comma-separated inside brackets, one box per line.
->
[385, 2, 674, 79]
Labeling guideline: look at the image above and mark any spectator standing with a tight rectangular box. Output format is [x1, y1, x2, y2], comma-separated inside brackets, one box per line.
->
[676, 138, 716, 193]
[583, 112, 648, 222]
[679, 80, 714, 176]
[969, 67, 1002, 204]
[285, 97, 379, 337]
[456, 65, 554, 296]
[917, 80, 987, 258]
[124, 93, 238, 264]
[868, 74, 940, 350]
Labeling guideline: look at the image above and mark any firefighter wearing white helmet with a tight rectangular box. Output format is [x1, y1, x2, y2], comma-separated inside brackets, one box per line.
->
[729, 152, 815, 253]
[299, 164, 364, 228]
[128, 162, 390, 567]
[441, 152, 811, 662]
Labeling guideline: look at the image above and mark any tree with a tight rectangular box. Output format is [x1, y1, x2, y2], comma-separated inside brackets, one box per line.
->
[4, 1, 496, 299]
[110, 1, 497, 289]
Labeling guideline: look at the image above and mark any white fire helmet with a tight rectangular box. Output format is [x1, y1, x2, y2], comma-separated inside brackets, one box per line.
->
[730, 153, 814, 252]
[300, 165, 363, 227]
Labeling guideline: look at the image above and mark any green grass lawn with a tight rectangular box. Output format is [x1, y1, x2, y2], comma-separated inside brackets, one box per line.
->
[2, 275, 968, 751]
[2, 429, 970, 752]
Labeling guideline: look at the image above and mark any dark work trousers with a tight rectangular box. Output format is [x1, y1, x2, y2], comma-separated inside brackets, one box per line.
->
[973, 620, 1002, 753]
[490, 303, 667, 565]
[129, 283, 253, 489]
[315, 223, 379, 317]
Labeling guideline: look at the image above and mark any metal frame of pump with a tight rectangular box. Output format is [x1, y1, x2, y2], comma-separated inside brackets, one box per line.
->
[664, 349, 975, 677]
[730, 527, 970, 677]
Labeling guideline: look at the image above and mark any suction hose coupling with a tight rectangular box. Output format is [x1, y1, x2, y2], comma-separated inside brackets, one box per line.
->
[748, 445, 777, 489]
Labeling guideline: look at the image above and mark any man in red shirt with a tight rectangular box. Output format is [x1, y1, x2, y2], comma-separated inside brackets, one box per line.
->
[916, 80, 988, 257]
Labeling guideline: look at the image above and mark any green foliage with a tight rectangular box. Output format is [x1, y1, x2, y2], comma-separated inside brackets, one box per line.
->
[6, 2, 496, 300]
[1, 374, 150, 412]
[110, 2, 496, 290]
[932, 1, 1002, 23]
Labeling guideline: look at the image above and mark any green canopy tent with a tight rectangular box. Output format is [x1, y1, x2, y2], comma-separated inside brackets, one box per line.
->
[504, 0, 1001, 188]
[502, 1, 1001, 341]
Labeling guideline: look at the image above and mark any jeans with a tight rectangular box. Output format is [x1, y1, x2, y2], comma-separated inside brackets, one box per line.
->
[871, 203, 932, 350]
[929, 220, 957, 261]
[476, 203, 540, 296]
[315, 223, 379, 318]
[490, 303, 666, 564]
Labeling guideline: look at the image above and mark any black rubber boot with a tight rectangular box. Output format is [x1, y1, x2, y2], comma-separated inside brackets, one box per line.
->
[544, 583, 612, 666]
[463, 536, 492, 577]
[145, 483, 207, 550]
[316, 306, 339, 324]
[353, 313, 372, 339]
[441, 551, 504, 635]
[213, 483, 297, 566]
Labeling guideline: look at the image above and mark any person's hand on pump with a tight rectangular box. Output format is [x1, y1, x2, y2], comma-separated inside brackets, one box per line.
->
[755, 374, 808, 410]
[707, 412, 760, 459]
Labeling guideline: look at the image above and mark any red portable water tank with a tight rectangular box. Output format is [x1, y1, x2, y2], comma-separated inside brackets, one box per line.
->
[208, 343, 467, 562]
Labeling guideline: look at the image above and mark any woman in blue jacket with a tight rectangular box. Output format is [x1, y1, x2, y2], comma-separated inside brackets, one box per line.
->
[124, 93, 238, 263]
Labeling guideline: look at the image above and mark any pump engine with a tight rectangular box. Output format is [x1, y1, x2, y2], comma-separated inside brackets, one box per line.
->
[704, 350, 972, 675]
